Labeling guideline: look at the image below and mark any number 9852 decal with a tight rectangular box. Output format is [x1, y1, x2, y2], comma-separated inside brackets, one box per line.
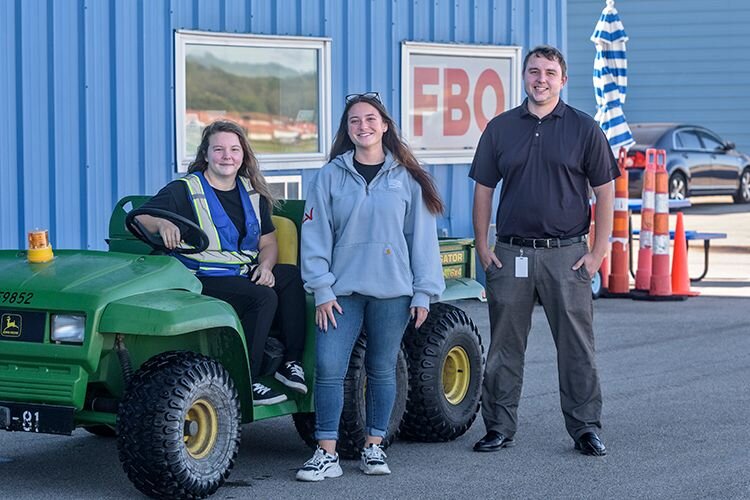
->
[0, 291, 34, 304]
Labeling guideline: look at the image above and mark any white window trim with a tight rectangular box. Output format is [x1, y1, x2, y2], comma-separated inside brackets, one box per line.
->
[400, 42, 523, 165]
[266, 174, 303, 200]
[174, 30, 332, 172]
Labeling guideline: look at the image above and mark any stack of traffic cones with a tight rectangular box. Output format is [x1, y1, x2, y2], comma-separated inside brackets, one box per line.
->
[648, 152, 672, 297]
[607, 147, 631, 297]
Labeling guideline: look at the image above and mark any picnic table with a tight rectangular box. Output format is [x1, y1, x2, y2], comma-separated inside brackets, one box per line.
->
[626, 198, 730, 282]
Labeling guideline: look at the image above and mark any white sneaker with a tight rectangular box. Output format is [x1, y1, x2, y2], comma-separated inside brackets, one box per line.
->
[360, 443, 391, 475]
[296, 446, 343, 482]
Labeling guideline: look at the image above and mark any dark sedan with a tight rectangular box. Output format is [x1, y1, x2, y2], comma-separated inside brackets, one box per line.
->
[624, 123, 750, 203]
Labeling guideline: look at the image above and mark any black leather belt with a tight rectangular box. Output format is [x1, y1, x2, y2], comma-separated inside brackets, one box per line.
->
[496, 235, 587, 248]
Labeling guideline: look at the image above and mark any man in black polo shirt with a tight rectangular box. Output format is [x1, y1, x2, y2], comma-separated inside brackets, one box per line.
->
[470, 45, 618, 456]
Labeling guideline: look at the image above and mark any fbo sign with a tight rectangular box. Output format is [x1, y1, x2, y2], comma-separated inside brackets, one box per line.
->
[402, 43, 522, 163]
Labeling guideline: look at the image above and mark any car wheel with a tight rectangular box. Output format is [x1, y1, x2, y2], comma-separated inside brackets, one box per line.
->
[399, 303, 484, 442]
[117, 351, 241, 499]
[669, 172, 688, 200]
[733, 168, 750, 204]
[591, 269, 604, 300]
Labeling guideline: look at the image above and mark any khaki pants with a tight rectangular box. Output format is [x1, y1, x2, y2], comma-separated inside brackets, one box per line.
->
[482, 241, 602, 440]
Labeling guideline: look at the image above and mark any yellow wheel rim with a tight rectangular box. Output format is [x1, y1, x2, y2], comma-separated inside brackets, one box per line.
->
[442, 346, 470, 405]
[184, 398, 219, 459]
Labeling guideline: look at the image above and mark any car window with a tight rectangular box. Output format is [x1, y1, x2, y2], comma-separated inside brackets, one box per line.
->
[698, 132, 724, 151]
[675, 131, 702, 150]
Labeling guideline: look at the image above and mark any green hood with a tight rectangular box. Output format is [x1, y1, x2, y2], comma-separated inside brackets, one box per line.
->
[0, 250, 201, 313]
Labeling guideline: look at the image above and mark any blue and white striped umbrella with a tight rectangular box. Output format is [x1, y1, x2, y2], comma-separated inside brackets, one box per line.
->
[591, 0, 635, 153]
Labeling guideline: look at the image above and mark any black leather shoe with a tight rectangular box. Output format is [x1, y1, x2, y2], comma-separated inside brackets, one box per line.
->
[473, 431, 515, 452]
[574, 432, 606, 456]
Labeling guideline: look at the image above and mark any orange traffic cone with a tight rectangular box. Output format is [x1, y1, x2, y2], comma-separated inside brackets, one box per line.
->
[671, 212, 699, 297]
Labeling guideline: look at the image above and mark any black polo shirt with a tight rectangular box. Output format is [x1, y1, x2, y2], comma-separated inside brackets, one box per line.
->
[469, 99, 619, 239]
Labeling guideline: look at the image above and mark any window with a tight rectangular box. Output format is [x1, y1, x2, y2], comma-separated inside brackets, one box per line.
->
[675, 130, 702, 150]
[175, 30, 332, 172]
[698, 132, 724, 151]
[401, 42, 522, 164]
[266, 175, 302, 200]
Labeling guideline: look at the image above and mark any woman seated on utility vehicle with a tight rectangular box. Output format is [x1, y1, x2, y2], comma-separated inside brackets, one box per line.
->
[135, 120, 306, 405]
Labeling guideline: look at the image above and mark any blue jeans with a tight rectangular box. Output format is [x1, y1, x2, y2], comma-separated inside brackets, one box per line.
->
[314, 293, 411, 441]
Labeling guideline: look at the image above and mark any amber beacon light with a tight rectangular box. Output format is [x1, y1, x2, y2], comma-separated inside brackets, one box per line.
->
[27, 229, 54, 263]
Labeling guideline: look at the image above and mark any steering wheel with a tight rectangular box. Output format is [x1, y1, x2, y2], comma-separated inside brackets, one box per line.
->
[125, 207, 209, 255]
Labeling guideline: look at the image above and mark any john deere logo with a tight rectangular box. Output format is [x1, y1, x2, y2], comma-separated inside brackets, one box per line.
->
[1, 314, 21, 337]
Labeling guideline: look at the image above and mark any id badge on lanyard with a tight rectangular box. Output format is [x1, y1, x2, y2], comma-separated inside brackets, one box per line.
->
[515, 248, 528, 278]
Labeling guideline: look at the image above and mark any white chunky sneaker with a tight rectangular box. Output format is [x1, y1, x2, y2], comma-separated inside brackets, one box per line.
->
[360, 443, 391, 475]
[296, 446, 343, 482]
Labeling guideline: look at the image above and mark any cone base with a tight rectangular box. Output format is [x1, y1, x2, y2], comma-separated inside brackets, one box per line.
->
[607, 275, 631, 295]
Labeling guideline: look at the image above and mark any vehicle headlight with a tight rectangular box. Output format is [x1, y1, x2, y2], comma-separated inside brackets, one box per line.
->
[51, 314, 86, 343]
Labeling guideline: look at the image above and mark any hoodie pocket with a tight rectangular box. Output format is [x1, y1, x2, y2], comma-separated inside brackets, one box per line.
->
[331, 242, 413, 295]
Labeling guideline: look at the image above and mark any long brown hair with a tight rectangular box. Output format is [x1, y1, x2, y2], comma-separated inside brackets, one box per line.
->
[188, 120, 277, 207]
[330, 95, 444, 214]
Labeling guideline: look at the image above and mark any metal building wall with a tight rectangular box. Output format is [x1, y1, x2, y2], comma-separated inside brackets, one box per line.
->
[567, 0, 750, 153]
[1, 0, 565, 250]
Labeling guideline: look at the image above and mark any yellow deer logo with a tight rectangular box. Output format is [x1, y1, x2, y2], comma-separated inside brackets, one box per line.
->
[1, 314, 21, 337]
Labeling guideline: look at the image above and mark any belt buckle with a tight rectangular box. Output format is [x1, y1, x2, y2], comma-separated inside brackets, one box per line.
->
[535, 238, 552, 249]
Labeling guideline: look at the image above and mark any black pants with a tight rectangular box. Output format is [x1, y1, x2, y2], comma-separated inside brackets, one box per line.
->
[198, 264, 306, 378]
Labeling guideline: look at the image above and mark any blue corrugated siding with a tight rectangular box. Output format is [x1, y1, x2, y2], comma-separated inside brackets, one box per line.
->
[1, 0, 564, 250]
[567, 0, 750, 156]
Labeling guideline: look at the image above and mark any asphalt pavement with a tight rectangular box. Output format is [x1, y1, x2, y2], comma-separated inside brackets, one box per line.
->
[0, 197, 748, 499]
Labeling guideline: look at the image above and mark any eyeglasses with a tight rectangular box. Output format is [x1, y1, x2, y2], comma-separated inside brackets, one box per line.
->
[345, 92, 381, 104]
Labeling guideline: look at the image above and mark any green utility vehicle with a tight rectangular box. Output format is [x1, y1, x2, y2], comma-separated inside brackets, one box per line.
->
[0, 197, 485, 499]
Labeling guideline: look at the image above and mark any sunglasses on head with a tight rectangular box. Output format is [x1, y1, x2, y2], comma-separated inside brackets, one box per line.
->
[345, 92, 381, 104]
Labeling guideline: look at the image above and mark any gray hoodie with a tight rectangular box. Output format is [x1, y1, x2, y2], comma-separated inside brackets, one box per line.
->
[301, 150, 445, 309]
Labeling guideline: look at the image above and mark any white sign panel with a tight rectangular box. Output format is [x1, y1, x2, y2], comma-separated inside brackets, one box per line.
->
[401, 42, 522, 164]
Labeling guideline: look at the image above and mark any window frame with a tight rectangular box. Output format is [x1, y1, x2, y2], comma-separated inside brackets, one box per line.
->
[266, 174, 303, 200]
[400, 41, 523, 165]
[174, 30, 332, 172]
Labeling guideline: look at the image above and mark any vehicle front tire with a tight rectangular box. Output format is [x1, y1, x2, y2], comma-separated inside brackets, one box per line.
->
[117, 351, 241, 499]
[337, 333, 408, 459]
[669, 171, 688, 200]
[733, 167, 750, 204]
[399, 303, 484, 442]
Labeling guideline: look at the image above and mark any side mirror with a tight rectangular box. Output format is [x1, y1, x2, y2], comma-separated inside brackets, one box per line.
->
[723, 141, 736, 151]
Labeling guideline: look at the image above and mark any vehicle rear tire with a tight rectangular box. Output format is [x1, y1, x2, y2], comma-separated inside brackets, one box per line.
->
[117, 351, 241, 499]
[338, 334, 408, 459]
[399, 303, 484, 442]
[84, 425, 117, 438]
[292, 333, 409, 460]
[669, 172, 688, 200]
[291, 411, 316, 449]
[733, 167, 750, 204]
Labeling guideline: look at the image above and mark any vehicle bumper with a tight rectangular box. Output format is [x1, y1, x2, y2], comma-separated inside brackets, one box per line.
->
[0, 400, 75, 435]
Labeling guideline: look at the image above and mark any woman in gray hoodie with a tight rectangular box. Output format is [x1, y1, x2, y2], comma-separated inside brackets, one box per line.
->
[297, 93, 445, 481]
